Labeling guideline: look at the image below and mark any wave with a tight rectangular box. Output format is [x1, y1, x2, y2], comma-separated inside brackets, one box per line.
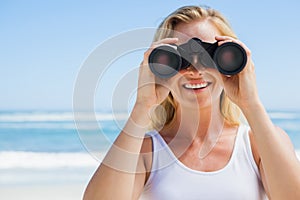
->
[0, 112, 129, 122]
[0, 151, 102, 169]
[1, 110, 299, 122]
[268, 111, 300, 120]
[1, 150, 299, 170]
[0, 121, 125, 131]
[0, 122, 77, 129]
[1, 111, 299, 122]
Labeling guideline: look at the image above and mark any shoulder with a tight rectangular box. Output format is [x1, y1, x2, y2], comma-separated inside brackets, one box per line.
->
[141, 134, 153, 154]
[248, 125, 293, 166]
[248, 128, 260, 167]
[140, 133, 154, 173]
[247, 125, 294, 198]
[139, 133, 154, 184]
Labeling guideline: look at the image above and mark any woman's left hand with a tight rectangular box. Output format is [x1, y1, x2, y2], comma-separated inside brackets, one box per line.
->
[215, 35, 261, 111]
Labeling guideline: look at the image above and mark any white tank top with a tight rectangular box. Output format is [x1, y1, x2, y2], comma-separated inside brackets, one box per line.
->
[140, 125, 267, 200]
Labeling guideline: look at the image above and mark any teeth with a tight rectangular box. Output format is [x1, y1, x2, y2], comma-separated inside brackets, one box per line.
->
[184, 82, 208, 89]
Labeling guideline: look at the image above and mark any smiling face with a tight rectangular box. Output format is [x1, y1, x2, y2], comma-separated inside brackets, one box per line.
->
[167, 19, 224, 109]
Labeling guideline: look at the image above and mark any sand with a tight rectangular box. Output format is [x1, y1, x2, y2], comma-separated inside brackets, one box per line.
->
[0, 183, 88, 200]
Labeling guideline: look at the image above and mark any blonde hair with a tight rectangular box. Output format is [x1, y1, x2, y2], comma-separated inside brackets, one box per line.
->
[151, 5, 241, 130]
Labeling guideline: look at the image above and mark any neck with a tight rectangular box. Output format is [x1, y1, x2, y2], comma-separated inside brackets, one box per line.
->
[159, 101, 227, 160]
[163, 103, 225, 142]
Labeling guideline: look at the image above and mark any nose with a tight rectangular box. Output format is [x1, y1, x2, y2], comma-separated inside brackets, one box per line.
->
[189, 54, 207, 71]
[186, 64, 205, 76]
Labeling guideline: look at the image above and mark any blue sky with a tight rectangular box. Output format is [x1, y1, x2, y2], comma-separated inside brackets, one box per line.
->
[1, 0, 300, 111]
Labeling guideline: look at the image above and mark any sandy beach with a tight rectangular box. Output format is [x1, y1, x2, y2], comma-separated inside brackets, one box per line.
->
[0, 166, 95, 200]
[0, 152, 98, 200]
[0, 183, 87, 200]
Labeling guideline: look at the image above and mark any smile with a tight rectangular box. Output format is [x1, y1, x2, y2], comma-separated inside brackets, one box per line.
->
[183, 82, 210, 90]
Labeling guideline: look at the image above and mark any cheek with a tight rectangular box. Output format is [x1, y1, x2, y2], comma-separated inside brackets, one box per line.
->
[159, 75, 182, 95]
[205, 68, 219, 76]
[206, 69, 223, 85]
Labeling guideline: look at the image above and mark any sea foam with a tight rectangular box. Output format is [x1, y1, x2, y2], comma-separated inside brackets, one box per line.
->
[0, 151, 101, 169]
[0, 112, 129, 122]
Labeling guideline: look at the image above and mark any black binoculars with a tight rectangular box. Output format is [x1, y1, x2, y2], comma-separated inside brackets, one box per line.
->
[148, 37, 247, 78]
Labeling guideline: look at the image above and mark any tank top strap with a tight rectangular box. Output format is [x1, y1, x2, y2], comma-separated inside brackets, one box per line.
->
[145, 131, 176, 172]
[237, 124, 261, 178]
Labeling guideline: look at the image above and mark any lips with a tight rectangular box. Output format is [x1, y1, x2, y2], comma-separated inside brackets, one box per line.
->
[183, 81, 211, 90]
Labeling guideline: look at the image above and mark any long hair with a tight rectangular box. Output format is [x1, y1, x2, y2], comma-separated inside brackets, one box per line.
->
[150, 6, 241, 130]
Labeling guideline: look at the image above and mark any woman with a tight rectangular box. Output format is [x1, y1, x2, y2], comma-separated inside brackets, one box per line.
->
[83, 6, 300, 200]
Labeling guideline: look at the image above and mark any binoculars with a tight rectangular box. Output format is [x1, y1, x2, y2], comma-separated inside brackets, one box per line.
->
[148, 37, 247, 78]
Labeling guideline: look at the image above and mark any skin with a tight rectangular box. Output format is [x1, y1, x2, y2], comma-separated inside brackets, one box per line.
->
[83, 19, 300, 200]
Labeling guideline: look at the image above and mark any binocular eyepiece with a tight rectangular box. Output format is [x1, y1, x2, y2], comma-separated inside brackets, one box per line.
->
[148, 38, 247, 78]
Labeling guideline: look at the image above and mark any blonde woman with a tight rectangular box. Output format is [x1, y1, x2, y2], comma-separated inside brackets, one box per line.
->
[84, 6, 300, 200]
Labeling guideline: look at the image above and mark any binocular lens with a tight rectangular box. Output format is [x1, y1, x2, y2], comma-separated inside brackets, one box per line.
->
[148, 39, 247, 78]
[214, 42, 247, 75]
[149, 46, 181, 78]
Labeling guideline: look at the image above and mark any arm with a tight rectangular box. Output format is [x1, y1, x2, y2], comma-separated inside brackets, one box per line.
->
[83, 105, 151, 200]
[83, 38, 177, 200]
[244, 104, 300, 200]
[216, 35, 300, 200]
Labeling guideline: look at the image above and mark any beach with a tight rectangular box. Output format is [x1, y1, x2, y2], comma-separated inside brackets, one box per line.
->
[0, 151, 99, 200]
[0, 183, 86, 200]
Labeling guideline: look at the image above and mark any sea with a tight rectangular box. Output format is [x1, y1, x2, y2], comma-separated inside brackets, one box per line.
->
[0, 110, 299, 186]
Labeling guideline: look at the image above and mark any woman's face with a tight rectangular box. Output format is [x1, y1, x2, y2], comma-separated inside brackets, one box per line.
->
[168, 19, 224, 109]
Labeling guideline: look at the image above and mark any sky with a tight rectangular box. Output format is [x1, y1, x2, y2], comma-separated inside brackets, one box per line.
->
[1, 0, 300, 112]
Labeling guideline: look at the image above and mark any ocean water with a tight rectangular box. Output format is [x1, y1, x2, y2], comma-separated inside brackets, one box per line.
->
[0, 111, 128, 186]
[0, 110, 299, 186]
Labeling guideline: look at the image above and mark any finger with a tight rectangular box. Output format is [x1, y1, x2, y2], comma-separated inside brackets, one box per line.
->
[142, 37, 180, 79]
[152, 37, 179, 46]
[215, 35, 251, 54]
[143, 37, 179, 63]
[139, 60, 155, 81]
[155, 84, 170, 103]
[217, 39, 234, 46]
[215, 35, 235, 40]
[150, 37, 179, 53]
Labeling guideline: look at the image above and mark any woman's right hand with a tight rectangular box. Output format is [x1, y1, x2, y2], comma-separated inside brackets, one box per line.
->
[124, 38, 178, 135]
[134, 38, 178, 110]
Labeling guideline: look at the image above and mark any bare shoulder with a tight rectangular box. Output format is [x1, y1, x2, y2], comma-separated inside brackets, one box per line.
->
[270, 126, 295, 152]
[248, 129, 260, 166]
[141, 135, 153, 153]
[248, 126, 294, 166]
[140, 135, 153, 173]
[273, 126, 294, 148]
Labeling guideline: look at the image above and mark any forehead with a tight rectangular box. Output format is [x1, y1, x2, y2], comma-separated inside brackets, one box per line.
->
[173, 20, 220, 44]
